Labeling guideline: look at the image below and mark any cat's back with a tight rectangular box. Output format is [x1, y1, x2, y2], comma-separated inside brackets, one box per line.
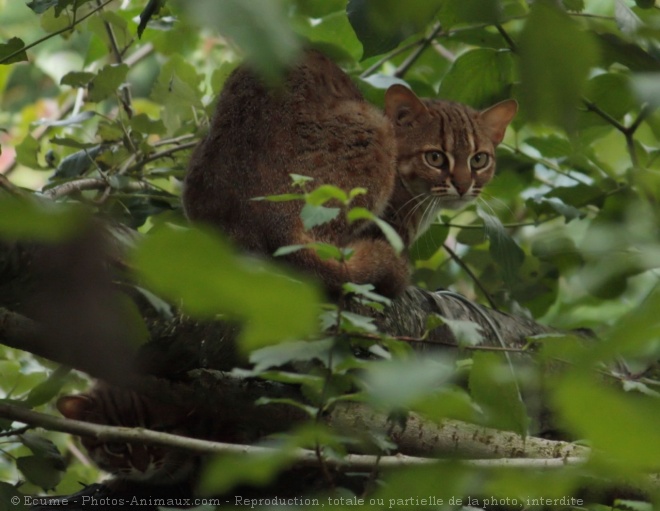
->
[184, 50, 396, 251]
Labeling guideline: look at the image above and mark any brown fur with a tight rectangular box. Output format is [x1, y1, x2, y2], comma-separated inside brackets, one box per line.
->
[183, 50, 516, 297]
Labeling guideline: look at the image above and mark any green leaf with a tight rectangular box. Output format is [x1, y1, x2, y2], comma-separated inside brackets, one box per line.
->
[409, 223, 449, 261]
[477, 207, 524, 285]
[26, 0, 59, 13]
[15, 134, 44, 170]
[363, 357, 455, 410]
[524, 135, 572, 158]
[439, 49, 515, 108]
[340, 310, 377, 333]
[60, 71, 95, 88]
[342, 282, 391, 305]
[20, 434, 64, 463]
[562, 0, 585, 11]
[199, 445, 298, 495]
[347, 0, 443, 58]
[413, 386, 479, 423]
[37, 111, 96, 129]
[527, 196, 586, 223]
[0, 37, 27, 65]
[305, 184, 349, 206]
[54, 146, 103, 178]
[250, 338, 334, 372]
[88, 64, 129, 102]
[596, 33, 660, 72]
[440, 317, 484, 347]
[634, 0, 655, 8]
[16, 456, 63, 491]
[632, 73, 660, 107]
[151, 55, 204, 134]
[436, 0, 500, 29]
[469, 352, 528, 436]
[176, 0, 300, 84]
[0, 196, 88, 241]
[518, 0, 598, 130]
[132, 226, 322, 351]
[554, 373, 660, 470]
[300, 203, 341, 230]
[24, 366, 71, 407]
[347, 207, 403, 253]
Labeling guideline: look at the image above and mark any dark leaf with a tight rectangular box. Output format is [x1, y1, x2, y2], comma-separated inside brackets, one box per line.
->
[16, 456, 63, 491]
[54, 146, 104, 179]
[347, 0, 443, 58]
[0, 37, 27, 65]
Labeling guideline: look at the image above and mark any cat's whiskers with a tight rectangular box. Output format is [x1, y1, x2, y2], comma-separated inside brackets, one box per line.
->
[478, 191, 514, 217]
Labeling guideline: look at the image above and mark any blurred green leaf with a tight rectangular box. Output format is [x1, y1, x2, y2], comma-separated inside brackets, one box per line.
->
[132, 226, 322, 351]
[518, 0, 598, 129]
[175, 0, 300, 84]
[0, 196, 88, 241]
[347, 0, 442, 58]
[555, 373, 660, 470]
[469, 352, 528, 436]
[363, 357, 454, 410]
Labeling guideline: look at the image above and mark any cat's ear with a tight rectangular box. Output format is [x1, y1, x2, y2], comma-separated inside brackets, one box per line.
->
[385, 85, 427, 126]
[480, 99, 518, 145]
[57, 394, 95, 420]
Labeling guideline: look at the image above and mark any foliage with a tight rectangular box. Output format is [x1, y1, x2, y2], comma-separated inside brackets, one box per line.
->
[0, 0, 659, 509]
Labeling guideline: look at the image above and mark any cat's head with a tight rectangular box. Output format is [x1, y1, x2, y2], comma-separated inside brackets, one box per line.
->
[57, 383, 194, 485]
[384, 84, 517, 240]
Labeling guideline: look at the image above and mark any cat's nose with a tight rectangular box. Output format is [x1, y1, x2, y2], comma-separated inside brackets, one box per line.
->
[451, 179, 470, 196]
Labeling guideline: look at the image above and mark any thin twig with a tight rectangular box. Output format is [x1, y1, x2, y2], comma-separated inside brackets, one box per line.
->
[443, 243, 499, 310]
[495, 24, 517, 52]
[394, 22, 445, 79]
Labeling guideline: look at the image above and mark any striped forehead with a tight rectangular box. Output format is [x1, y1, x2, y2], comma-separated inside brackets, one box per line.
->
[425, 100, 479, 153]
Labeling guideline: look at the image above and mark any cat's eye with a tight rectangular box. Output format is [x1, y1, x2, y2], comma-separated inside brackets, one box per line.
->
[103, 442, 127, 456]
[424, 151, 447, 168]
[470, 152, 490, 170]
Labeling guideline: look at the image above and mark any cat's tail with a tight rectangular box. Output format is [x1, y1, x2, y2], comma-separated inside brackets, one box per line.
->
[281, 237, 409, 299]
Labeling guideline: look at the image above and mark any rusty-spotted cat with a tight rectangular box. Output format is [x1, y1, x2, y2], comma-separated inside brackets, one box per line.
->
[184, 50, 517, 297]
